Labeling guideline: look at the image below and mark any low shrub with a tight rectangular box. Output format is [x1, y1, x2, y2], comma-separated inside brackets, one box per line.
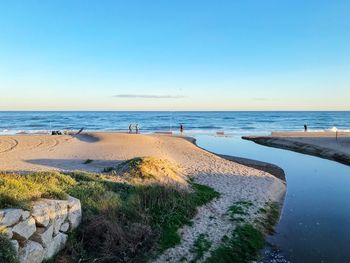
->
[0, 158, 219, 262]
[206, 224, 265, 263]
[0, 172, 75, 209]
[0, 234, 19, 263]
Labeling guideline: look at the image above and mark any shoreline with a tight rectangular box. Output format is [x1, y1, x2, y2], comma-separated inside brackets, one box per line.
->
[243, 131, 350, 166]
[190, 137, 286, 182]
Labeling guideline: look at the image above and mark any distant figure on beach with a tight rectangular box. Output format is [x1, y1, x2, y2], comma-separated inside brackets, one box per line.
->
[129, 124, 133, 133]
[135, 124, 139, 134]
[304, 124, 308, 132]
[180, 124, 184, 134]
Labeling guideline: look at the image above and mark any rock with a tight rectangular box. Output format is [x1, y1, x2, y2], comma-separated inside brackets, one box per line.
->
[67, 197, 81, 229]
[60, 222, 69, 232]
[67, 196, 81, 211]
[31, 224, 53, 248]
[52, 201, 68, 235]
[44, 232, 68, 259]
[0, 208, 23, 227]
[12, 217, 36, 241]
[31, 202, 50, 227]
[0, 226, 13, 238]
[18, 240, 44, 263]
[10, 239, 19, 254]
[21, 210, 30, 220]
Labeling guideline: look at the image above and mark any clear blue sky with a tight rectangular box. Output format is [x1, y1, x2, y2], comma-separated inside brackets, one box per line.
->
[0, 0, 349, 110]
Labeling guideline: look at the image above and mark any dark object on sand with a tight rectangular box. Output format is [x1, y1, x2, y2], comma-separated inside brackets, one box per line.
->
[136, 124, 140, 134]
[76, 127, 84, 135]
[304, 124, 308, 132]
[51, 130, 62, 135]
[180, 124, 184, 133]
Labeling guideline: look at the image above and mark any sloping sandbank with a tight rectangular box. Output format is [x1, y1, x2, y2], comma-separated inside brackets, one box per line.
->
[0, 132, 286, 261]
[243, 131, 350, 166]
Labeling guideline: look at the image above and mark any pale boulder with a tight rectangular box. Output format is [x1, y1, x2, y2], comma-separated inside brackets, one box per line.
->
[18, 240, 44, 263]
[0, 226, 13, 238]
[0, 208, 23, 227]
[31, 202, 50, 227]
[60, 222, 69, 232]
[52, 200, 68, 235]
[67, 196, 82, 229]
[31, 224, 53, 248]
[21, 210, 31, 220]
[12, 217, 36, 241]
[44, 232, 68, 259]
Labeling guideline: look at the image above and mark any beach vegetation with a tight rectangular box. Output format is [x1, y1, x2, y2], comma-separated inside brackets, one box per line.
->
[0, 234, 19, 263]
[206, 224, 265, 263]
[0, 157, 220, 263]
[255, 201, 280, 234]
[206, 200, 281, 263]
[227, 200, 253, 222]
[0, 172, 75, 209]
[190, 233, 212, 262]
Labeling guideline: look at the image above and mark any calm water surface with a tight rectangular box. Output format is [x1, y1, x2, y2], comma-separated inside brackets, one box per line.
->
[195, 134, 350, 263]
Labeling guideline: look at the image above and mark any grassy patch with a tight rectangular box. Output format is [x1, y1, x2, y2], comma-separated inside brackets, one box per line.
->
[190, 233, 212, 262]
[0, 234, 18, 263]
[62, 176, 219, 262]
[102, 166, 115, 173]
[206, 224, 265, 263]
[256, 202, 280, 234]
[0, 172, 75, 209]
[206, 200, 281, 263]
[0, 157, 220, 263]
[227, 200, 253, 222]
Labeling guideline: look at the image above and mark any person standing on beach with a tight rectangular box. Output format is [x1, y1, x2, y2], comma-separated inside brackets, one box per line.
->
[180, 124, 184, 134]
[304, 124, 308, 132]
[129, 124, 133, 133]
[135, 124, 139, 134]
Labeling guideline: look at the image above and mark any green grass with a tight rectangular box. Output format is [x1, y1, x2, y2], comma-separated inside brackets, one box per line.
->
[102, 166, 115, 173]
[190, 233, 212, 262]
[206, 224, 265, 263]
[0, 172, 75, 209]
[206, 200, 281, 263]
[0, 159, 220, 263]
[256, 202, 280, 234]
[227, 200, 253, 222]
[0, 234, 19, 263]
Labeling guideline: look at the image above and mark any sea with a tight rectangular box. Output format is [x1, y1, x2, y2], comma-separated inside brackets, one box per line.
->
[0, 111, 349, 135]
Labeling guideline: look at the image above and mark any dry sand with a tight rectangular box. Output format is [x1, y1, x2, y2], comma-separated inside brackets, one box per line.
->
[243, 131, 350, 166]
[0, 132, 286, 262]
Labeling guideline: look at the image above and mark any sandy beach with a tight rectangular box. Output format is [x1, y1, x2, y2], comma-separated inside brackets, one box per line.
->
[243, 131, 350, 166]
[0, 132, 286, 262]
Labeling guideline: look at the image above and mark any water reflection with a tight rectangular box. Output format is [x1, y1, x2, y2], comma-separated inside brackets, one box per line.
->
[194, 134, 350, 263]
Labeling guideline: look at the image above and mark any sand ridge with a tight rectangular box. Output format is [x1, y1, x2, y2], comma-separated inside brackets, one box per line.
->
[243, 131, 350, 166]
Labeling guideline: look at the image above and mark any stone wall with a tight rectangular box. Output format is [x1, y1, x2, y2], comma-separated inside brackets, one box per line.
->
[0, 196, 82, 263]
